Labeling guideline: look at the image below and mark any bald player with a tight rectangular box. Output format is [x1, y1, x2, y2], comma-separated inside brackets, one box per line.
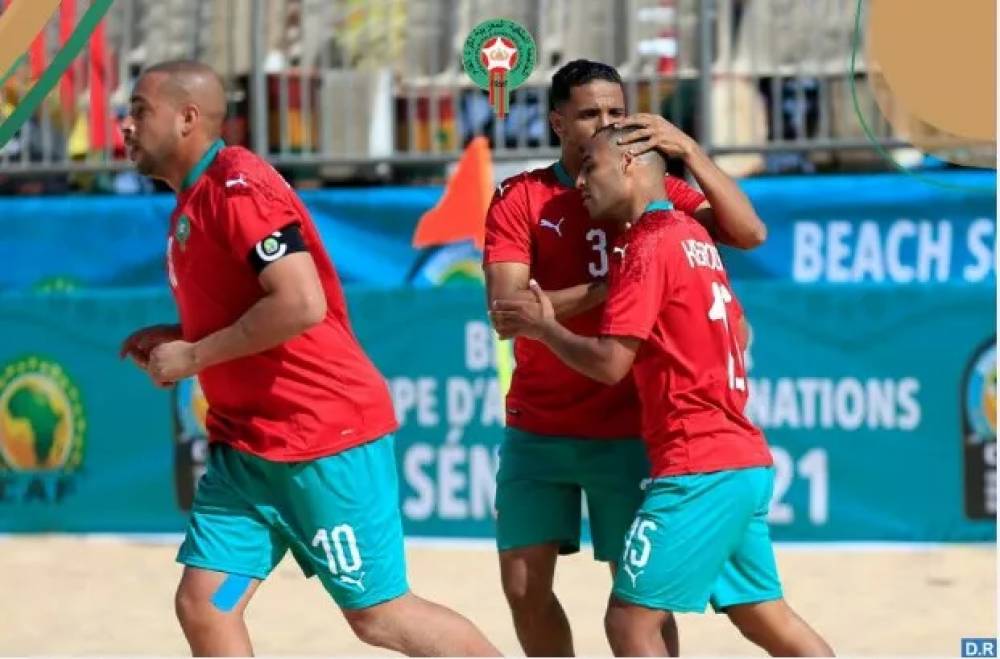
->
[118, 60, 500, 656]
[493, 125, 833, 656]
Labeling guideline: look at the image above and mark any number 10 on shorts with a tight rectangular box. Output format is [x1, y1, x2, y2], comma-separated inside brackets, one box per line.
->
[312, 525, 362, 575]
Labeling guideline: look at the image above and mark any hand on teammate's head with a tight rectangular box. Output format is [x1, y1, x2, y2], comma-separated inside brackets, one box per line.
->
[615, 113, 696, 160]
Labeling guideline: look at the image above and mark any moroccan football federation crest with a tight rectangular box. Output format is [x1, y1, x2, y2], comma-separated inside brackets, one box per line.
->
[462, 18, 536, 118]
[962, 338, 996, 519]
[175, 215, 191, 246]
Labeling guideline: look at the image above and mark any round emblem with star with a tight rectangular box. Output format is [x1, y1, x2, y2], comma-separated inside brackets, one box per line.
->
[462, 18, 536, 116]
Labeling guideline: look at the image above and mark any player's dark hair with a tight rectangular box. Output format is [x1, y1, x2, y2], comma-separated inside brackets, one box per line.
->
[549, 59, 623, 112]
[593, 124, 667, 175]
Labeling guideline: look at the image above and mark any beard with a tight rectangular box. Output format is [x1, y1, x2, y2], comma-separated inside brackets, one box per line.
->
[134, 152, 156, 176]
[131, 134, 176, 179]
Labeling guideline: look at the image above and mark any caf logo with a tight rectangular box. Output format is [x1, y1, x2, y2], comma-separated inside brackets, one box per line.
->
[962, 338, 996, 519]
[173, 377, 209, 511]
[0, 356, 85, 504]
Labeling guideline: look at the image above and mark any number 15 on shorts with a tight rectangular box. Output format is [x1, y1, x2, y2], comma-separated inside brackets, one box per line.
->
[621, 517, 656, 586]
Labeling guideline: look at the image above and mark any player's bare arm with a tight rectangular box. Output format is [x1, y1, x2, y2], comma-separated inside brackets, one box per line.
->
[486, 262, 607, 338]
[616, 113, 767, 249]
[147, 251, 326, 382]
[492, 280, 640, 384]
[485, 261, 530, 315]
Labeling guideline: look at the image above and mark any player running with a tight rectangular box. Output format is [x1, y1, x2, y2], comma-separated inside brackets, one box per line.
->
[484, 59, 766, 656]
[118, 60, 499, 657]
[491, 124, 834, 657]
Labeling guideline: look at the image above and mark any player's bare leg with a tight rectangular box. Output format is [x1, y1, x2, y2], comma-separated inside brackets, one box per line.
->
[499, 543, 574, 656]
[604, 596, 670, 656]
[658, 608, 679, 656]
[175, 567, 262, 656]
[341, 591, 500, 656]
[609, 562, 678, 656]
[726, 598, 834, 656]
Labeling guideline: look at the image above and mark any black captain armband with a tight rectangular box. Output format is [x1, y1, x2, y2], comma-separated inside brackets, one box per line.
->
[247, 223, 307, 273]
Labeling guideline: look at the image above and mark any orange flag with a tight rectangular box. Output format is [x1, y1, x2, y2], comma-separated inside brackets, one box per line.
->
[412, 136, 493, 250]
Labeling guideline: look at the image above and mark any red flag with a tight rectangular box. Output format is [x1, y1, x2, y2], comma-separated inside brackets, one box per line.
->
[59, 0, 76, 118]
[29, 31, 46, 80]
[88, 16, 107, 150]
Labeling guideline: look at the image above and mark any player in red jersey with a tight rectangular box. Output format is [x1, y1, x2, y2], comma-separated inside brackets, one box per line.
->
[484, 59, 766, 655]
[492, 125, 833, 656]
[118, 60, 499, 657]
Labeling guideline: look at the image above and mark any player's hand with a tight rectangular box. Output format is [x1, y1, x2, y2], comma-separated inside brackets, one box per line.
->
[147, 340, 199, 383]
[119, 324, 182, 367]
[616, 113, 697, 160]
[528, 279, 556, 323]
[490, 279, 556, 340]
[490, 289, 540, 339]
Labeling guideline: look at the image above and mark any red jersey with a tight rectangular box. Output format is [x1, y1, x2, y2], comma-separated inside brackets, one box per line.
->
[600, 205, 772, 476]
[167, 141, 398, 461]
[483, 161, 706, 439]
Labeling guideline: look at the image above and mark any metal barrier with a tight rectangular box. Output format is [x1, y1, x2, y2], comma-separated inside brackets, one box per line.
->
[0, 0, 909, 181]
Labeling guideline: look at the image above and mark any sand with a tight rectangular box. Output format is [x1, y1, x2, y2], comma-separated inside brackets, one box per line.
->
[0, 536, 994, 656]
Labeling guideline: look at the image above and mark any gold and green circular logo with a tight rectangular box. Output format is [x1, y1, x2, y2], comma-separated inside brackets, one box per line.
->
[176, 376, 209, 438]
[0, 356, 85, 472]
[964, 341, 997, 444]
[462, 18, 536, 118]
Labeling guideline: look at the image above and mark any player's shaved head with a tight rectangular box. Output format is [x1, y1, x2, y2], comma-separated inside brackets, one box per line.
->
[124, 60, 228, 188]
[592, 124, 667, 177]
[138, 60, 226, 137]
[577, 124, 669, 224]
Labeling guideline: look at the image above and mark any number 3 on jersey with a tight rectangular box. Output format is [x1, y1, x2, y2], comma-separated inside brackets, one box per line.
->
[708, 282, 747, 391]
[587, 228, 608, 277]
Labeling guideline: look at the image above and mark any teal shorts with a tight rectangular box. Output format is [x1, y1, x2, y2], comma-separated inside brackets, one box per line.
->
[613, 467, 783, 613]
[177, 435, 408, 610]
[495, 426, 650, 562]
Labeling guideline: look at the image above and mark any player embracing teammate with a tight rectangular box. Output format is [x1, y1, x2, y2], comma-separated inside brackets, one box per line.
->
[490, 117, 835, 656]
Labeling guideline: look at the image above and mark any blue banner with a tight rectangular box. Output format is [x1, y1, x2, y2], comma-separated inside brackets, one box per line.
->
[736, 282, 996, 540]
[0, 170, 993, 540]
[0, 284, 993, 542]
[723, 171, 997, 285]
[1, 171, 995, 291]
[0, 187, 442, 291]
